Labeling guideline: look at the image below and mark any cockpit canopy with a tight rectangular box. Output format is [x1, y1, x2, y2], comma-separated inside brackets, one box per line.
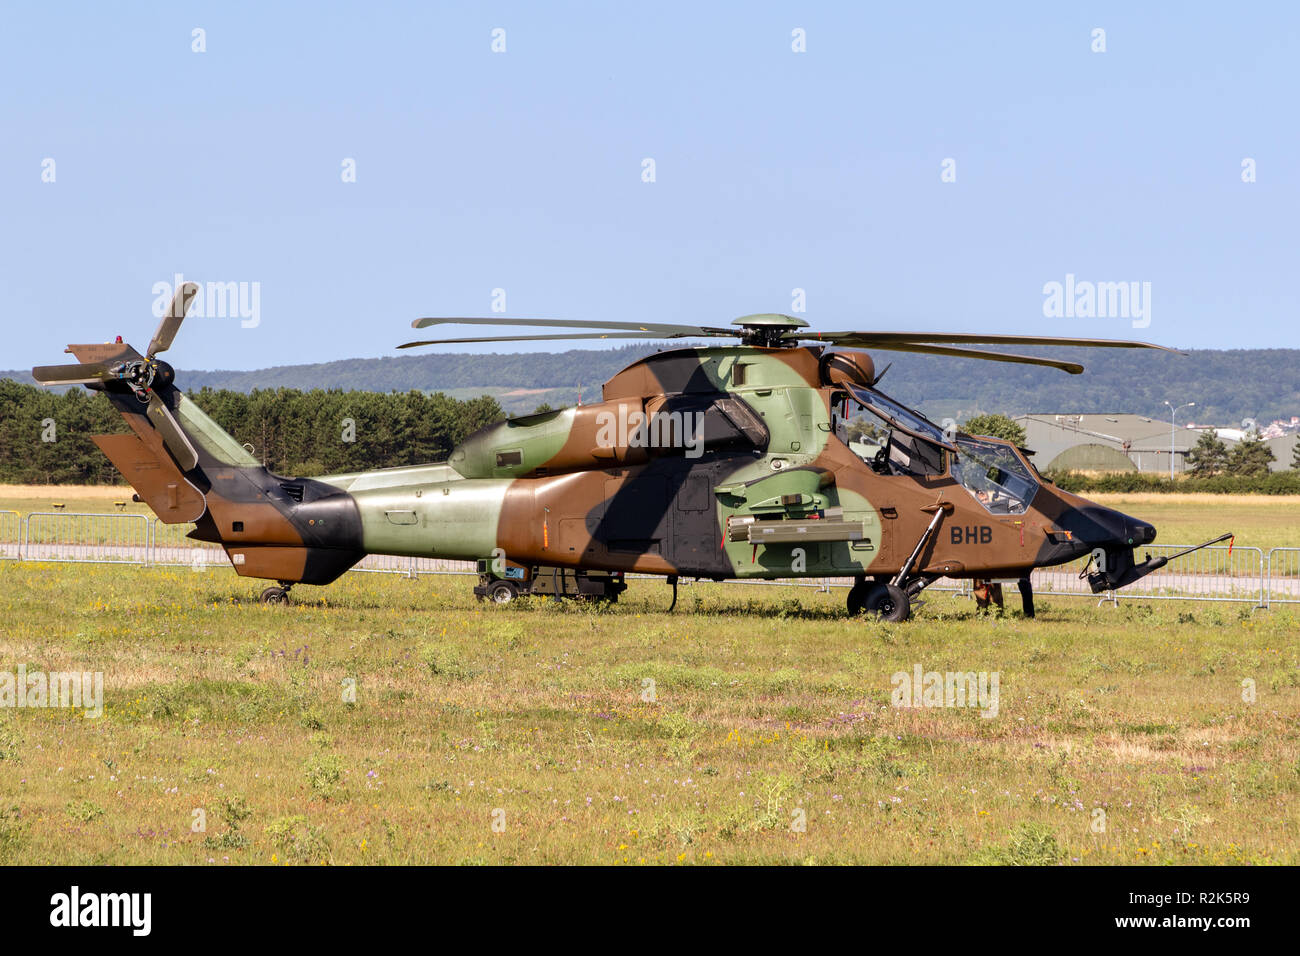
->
[839, 383, 1040, 513]
[951, 435, 1038, 514]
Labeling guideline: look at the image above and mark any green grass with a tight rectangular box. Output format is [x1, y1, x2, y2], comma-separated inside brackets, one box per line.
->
[0, 561, 1295, 865]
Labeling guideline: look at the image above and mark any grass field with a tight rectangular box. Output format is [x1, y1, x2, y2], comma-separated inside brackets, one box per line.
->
[0, 558, 1296, 866]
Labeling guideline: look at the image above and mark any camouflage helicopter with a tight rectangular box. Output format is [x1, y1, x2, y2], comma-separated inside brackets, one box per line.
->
[33, 291, 1227, 620]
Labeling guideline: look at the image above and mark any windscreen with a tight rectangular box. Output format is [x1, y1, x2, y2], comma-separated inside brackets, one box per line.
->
[953, 436, 1039, 514]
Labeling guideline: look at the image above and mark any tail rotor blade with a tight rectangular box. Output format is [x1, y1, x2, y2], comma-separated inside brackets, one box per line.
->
[31, 361, 115, 385]
[146, 392, 199, 472]
[147, 281, 200, 358]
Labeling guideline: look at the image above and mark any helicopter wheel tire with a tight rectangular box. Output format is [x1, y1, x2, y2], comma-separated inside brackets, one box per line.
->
[260, 586, 290, 606]
[863, 583, 910, 622]
[488, 581, 519, 604]
[846, 580, 870, 616]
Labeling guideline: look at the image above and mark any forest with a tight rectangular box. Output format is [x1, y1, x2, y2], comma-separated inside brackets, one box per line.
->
[0, 380, 502, 484]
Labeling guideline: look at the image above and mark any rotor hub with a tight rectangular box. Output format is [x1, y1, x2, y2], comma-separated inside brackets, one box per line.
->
[731, 313, 807, 348]
[114, 358, 173, 397]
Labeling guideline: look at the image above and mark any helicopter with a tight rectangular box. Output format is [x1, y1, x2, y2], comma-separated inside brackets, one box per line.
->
[32, 290, 1230, 620]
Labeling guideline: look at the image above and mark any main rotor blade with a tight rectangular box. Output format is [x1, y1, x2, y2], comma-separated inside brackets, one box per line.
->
[146, 392, 199, 472]
[31, 361, 115, 385]
[411, 316, 735, 337]
[147, 281, 201, 358]
[841, 341, 1086, 375]
[795, 330, 1181, 353]
[398, 332, 702, 349]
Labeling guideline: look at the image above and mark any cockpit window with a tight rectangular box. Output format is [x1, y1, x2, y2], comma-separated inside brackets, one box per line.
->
[839, 384, 952, 477]
[837, 385, 1041, 507]
[845, 384, 957, 452]
[953, 437, 1039, 514]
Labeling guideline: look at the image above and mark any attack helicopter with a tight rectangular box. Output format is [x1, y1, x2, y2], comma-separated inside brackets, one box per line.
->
[33, 293, 1228, 620]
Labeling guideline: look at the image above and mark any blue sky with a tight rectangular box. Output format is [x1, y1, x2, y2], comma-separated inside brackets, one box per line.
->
[2, 1, 1296, 371]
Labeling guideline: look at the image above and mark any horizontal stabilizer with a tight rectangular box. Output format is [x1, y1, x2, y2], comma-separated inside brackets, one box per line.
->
[91, 433, 206, 523]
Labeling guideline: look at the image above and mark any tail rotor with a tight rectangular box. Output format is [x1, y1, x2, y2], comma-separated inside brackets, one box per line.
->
[30, 282, 202, 471]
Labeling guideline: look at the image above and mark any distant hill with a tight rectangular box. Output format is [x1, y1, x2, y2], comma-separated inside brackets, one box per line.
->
[6, 345, 1297, 424]
[3, 347, 653, 418]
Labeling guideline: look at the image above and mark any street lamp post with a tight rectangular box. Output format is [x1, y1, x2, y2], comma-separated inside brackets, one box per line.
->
[1163, 400, 1195, 480]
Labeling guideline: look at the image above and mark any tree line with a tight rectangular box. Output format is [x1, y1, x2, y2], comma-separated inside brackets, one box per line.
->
[1047, 470, 1300, 495]
[1185, 428, 1288, 478]
[0, 380, 503, 485]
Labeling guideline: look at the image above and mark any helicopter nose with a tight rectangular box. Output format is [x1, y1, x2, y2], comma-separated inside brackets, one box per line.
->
[1128, 517, 1157, 547]
[1060, 506, 1156, 550]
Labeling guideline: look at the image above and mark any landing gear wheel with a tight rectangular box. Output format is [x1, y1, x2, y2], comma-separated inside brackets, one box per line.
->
[864, 583, 910, 622]
[488, 580, 519, 604]
[260, 586, 290, 605]
[846, 578, 870, 616]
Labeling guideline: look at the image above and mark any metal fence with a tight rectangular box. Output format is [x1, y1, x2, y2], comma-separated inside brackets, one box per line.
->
[1113, 544, 1265, 606]
[148, 519, 228, 570]
[349, 554, 477, 576]
[0, 510, 20, 560]
[1, 509, 1296, 607]
[1025, 544, 1267, 607]
[1266, 548, 1300, 606]
[350, 552, 418, 577]
[7, 511, 478, 577]
[415, 557, 477, 575]
[23, 512, 151, 565]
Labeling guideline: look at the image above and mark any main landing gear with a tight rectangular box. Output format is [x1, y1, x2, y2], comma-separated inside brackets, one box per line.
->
[848, 502, 954, 623]
[259, 583, 293, 605]
[847, 578, 911, 623]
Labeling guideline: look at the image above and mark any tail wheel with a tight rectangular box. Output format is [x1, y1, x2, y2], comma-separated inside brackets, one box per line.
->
[260, 586, 290, 605]
[488, 580, 519, 604]
[864, 583, 910, 622]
